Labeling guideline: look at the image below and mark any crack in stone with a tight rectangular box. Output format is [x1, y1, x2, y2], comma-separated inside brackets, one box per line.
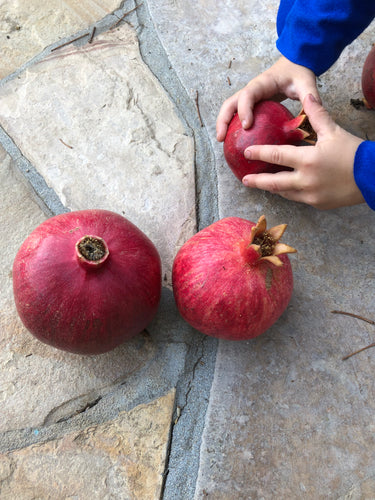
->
[55, 396, 103, 424]
[42, 394, 103, 426]
[160, 336, 206, 498]
[180, 339, 205, 414]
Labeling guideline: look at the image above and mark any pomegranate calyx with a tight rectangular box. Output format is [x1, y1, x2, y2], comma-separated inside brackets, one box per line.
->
[363, 97, 373, 110]
[261, 255, 285, 267]
[284, 113, 309, 138]
[249, 215, 297, 266]
[76, 235, 109, 269]
[297, 108, 317, 144]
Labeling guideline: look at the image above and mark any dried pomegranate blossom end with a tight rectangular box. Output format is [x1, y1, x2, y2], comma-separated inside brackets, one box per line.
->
[254, 231, 276, 257]
[76, 235, 109, 268]
[249, 215, 297, 266]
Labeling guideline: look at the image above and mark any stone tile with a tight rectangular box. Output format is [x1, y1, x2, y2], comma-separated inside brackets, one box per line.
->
[0, 0, 120, 78]
[0, 24, 196, 283]
[0, 389, 175, 499]
[0, 145, 158, 432]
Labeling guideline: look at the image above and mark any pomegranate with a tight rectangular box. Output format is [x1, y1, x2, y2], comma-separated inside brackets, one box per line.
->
[172, 215, 296, 341]
[224, 100, 311, 180]
[13, 209, 162, 354]
[362, 44, 375, 109]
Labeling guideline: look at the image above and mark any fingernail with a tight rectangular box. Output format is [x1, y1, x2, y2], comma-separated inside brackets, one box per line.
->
[242, 177, 249, 187]
[242, 119, 249, 129]
[244, 148, 251, 159]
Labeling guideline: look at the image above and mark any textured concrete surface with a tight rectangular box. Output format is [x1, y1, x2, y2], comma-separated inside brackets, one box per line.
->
[1, 1, 375, 499]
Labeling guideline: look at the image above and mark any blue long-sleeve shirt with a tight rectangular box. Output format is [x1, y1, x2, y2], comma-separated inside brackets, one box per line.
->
[276, 0, 375, 209]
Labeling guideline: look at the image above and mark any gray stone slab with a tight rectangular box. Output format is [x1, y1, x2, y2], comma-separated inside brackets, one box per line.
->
[144, 1, 375, 497]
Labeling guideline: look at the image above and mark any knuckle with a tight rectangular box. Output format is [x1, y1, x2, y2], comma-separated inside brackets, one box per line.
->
[270, 148, 283, 165]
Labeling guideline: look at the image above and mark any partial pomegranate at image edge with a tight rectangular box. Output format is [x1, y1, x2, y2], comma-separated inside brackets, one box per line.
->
[12, 209, 162, 355]
[362, 43, 375, 109]
[172, 215, 297, 341]
[223, 100, 313, 180]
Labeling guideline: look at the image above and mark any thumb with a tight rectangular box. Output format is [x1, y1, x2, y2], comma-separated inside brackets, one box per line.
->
[302, 93, 335, 137]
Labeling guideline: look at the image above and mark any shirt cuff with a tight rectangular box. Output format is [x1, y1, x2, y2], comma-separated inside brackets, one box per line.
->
[354, 141, 375, 210]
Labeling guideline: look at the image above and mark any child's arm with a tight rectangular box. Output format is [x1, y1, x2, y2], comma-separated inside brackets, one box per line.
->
[217, 0, 375, 140]
[276, 0, 375, 76]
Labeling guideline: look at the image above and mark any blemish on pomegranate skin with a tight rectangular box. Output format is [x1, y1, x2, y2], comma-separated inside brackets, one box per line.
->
[265, 268, 273, 290]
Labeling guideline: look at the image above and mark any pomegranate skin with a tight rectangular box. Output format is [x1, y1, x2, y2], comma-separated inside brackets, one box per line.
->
[362, 44, 375, 109]
[172, 217, 294, 341]
[13, 210, 162, 354]
[224, 100, 306, 180]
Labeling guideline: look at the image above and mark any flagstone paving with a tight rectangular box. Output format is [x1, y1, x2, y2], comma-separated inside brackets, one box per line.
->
[1, 1, 375, 499]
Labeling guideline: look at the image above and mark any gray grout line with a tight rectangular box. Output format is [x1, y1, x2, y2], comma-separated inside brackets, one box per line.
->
[0, 126, 67, 216]
[136, 3, 219, 499]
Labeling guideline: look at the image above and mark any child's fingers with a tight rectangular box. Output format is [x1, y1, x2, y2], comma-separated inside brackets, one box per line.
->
[242, 170, 298, 193]
[216, 94, 240, 141]
[244, 143, 308, 172]
[302, 94, 335, 136]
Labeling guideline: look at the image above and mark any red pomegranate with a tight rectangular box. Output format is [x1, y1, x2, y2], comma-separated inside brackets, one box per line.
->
[362, 44, 375, 109]
[224, 100, 311, 180]
[172, 215, 296, 341]
[13, 210, 162, 354]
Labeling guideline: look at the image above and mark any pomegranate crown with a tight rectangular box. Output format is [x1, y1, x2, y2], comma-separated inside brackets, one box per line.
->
[249, 215, 297, 266]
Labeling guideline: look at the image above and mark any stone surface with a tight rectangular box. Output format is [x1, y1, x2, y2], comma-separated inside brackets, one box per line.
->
[0, 0, 120, 78]
[0, 144, 157, 432]
[195, 311, 375, 498]
[0, 390, 175, 499]
[0, 24, 196, 283]
[1, 0, 375, 498]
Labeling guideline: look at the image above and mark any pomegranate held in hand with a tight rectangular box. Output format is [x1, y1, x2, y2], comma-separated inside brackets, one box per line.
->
[362, 44, 375, 109]
[224, 100, 310, 180]
[172, 215, 296, 340]
[13, 209, 162, 354]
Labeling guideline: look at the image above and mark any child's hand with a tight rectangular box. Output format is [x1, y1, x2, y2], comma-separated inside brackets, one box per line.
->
[242, 94, 365, 210]
[216, 56, 319, 142]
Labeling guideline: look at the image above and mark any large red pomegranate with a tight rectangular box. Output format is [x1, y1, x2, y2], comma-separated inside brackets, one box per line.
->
[224, 100, 311, 180]
[172, 215, 296, 341]
[362, 44, 375, 109]
[13, 209, 162, 354]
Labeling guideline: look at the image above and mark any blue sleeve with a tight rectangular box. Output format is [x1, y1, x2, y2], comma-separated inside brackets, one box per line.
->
[276, 0, 375, 75]
[354, 141, 375, 210]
